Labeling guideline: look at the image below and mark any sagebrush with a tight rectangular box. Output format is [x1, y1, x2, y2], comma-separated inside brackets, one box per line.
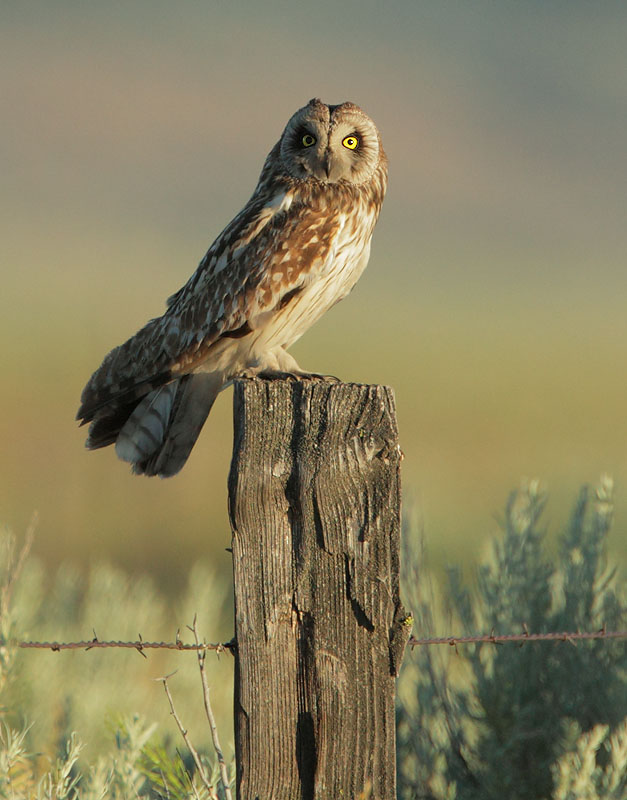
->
[1, 478, 625, 798]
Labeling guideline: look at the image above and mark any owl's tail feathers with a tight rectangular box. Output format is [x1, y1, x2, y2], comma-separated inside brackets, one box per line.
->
[114, 372, 224, 478]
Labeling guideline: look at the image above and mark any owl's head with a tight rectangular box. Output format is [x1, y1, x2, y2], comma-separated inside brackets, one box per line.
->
[279, 98, 383, 185]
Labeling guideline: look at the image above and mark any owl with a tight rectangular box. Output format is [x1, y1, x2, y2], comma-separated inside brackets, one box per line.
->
[77, 98, 388, 477]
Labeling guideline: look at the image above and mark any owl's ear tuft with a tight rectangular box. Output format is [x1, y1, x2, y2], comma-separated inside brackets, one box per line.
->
[307, 98, 327, 112]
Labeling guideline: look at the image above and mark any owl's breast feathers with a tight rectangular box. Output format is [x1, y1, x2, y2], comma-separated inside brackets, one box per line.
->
[174, 175, 385, 367]
[78, 171, 385, 427]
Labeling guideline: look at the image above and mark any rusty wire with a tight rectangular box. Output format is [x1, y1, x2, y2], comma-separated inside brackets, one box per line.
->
[14, 636, 234, 654]
[6, 627, 625, 654]
[409, 628, 627, 647]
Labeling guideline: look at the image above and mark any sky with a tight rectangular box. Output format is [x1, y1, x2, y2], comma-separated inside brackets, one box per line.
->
[2, 2, 627, 587]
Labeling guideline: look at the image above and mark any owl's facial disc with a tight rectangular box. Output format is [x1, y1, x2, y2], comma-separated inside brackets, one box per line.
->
[279, 99, 381, 184]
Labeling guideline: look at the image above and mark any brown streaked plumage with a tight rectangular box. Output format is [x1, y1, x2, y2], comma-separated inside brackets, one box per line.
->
[77, 99, 388, 477]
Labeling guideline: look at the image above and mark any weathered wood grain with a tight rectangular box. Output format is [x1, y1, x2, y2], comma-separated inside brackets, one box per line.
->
[228, 378, 406, 800]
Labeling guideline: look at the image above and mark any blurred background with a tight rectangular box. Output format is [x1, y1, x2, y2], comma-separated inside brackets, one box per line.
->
[2, 1, 626, 591]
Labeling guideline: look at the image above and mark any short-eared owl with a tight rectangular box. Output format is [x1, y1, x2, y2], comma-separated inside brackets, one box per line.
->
[77, 98, 388, 476]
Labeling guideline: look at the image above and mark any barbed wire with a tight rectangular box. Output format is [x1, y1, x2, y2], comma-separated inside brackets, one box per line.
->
[14, 634, 234, 655]
[7, 627, 626, 655]
[409, 628, 627, 647]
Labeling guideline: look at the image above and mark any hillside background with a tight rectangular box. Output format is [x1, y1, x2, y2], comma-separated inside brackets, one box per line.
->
[2, 1, 626, 590]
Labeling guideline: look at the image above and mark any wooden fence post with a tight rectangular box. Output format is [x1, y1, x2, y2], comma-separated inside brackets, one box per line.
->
[228, 378, 408, 800]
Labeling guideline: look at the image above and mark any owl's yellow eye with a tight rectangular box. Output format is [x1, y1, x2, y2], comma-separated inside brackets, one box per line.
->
[342, 135, 359, 150]
[302, 133, 316, 147]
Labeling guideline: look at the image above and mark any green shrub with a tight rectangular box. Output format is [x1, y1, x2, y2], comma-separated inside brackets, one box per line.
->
[397, 477, 626, 799]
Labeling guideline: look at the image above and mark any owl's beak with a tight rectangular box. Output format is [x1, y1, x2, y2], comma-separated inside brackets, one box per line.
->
[323, 153, 332, 179]
[322, 150, 343, 183]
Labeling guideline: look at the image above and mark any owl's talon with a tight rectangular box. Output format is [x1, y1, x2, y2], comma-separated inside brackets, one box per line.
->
[257, 370, 300, 382]
[257, 370, 341, 383]
[300, 372, 341, 382]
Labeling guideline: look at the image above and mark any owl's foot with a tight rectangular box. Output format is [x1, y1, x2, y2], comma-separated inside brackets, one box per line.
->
[257, 369, 341, 383]
[298, 372, 341, 382]
[256, 370, 299, 382]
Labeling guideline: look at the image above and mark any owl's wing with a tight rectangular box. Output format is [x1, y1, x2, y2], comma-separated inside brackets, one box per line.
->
[77, 185, 339, 424]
